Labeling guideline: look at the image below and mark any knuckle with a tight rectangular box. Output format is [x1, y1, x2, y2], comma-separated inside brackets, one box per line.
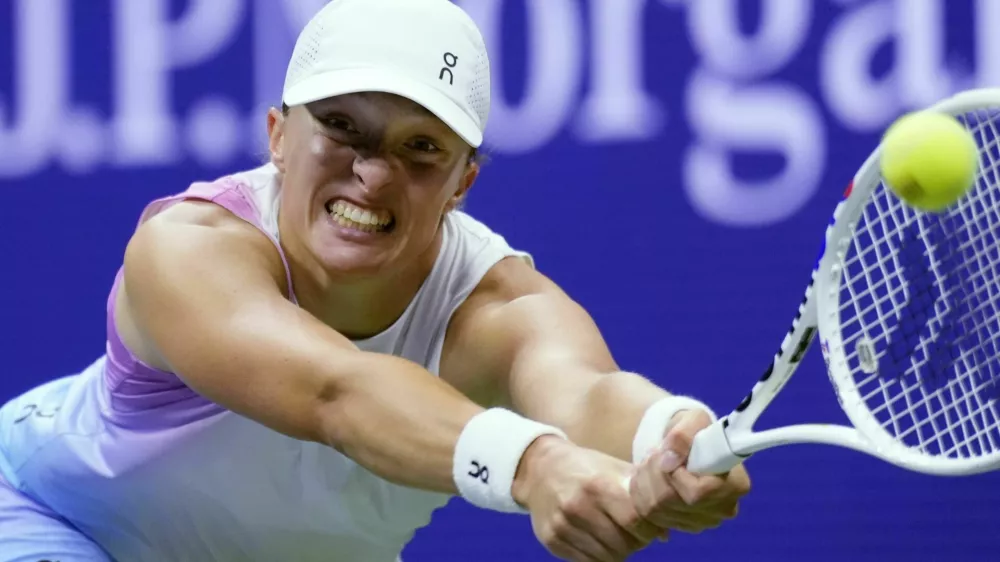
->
[666, 428, 694, 451]
[539, 525, 560, 547]
[732, 467, 752, 491]
[581, 477, 606, 497]
[549, 512, 574, 541]
[558, 493, 589, 520]
[681, 489, 702, 506]
[632, 496, 653, 519]
[680, 487, 703, 505]
[737, 477, 752, 496]
[618, 510, 643, 531]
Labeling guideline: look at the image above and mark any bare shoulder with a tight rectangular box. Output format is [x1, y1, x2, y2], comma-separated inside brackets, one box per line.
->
[143, 199, 259, 234]
[464, 255, 563, 307]
[128, 200, 284, 276]
[117, 200, 288, 371]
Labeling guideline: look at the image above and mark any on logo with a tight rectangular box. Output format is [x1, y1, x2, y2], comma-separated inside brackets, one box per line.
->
[439, 52, 458, 85]
[13, 404, 61, 424]
[467, 460, 488, 483]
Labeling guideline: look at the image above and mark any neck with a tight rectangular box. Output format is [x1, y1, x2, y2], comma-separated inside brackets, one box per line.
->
[287, 230, 444, 341]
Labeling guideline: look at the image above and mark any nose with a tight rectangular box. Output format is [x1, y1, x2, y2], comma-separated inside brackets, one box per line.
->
[352, 155, 394, 194]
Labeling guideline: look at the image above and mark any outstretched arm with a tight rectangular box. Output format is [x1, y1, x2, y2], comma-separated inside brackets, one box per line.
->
[445, 257, 675, 459]
[122, 202, 668, 561]
[444, 257, 751, 533]
[121, 201, 489, 494]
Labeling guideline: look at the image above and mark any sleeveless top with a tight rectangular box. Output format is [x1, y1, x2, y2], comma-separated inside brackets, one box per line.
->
[0, 163, 533, 562]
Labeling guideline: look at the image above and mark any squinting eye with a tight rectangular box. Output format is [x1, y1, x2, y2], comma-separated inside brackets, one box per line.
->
[324, 118, 358, 133]
[407, 139, 441, 153]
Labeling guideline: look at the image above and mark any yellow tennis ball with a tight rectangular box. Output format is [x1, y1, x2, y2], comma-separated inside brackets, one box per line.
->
[879, 111, 978, 212]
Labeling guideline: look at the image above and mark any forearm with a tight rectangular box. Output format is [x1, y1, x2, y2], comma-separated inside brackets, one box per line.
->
[511, 367, 674, 461]
[139, 283, 485, 495]
[559, 371, 673, 461]
[126, 211, 548, 503]
[318, 351, 483, 494]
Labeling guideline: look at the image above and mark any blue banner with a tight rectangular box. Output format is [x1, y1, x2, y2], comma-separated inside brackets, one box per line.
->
[2, 1, 999, 560]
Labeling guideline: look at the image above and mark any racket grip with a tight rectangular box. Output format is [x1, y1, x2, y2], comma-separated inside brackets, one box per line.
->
[686, 420, 745, 475]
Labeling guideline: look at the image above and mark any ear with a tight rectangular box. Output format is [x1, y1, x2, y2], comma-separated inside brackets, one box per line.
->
[267, 107, 287, 173]
[446, 161, 480, 212]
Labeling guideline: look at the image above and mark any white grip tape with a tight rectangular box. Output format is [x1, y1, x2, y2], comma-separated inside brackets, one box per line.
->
[631, 395, 717, 464]
[453, 408, 567, 513]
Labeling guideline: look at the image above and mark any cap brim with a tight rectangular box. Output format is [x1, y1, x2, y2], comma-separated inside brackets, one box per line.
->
[283, 68, 483, 148]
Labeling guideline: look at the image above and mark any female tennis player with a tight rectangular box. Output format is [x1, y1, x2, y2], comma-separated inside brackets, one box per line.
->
[0, 0, 750, 560]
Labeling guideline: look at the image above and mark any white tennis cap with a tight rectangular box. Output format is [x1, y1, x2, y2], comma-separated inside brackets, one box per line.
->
[282, 0, 491, 148]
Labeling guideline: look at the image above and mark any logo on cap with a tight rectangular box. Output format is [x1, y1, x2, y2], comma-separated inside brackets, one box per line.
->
[439, 52, 458, 85]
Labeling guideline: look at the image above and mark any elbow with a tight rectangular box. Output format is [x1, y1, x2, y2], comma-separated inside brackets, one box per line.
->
[310, 377, 352, 451]
[308, 362, 379, 454]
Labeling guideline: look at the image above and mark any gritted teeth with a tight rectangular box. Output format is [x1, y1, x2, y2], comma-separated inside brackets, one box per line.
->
[326, 199, 394, 232]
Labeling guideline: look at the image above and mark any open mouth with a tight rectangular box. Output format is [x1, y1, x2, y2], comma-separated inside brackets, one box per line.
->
[325, 199, 395, 234]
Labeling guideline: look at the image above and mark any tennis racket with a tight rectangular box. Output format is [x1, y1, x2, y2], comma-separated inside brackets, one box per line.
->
[687, 88, 1000, 477]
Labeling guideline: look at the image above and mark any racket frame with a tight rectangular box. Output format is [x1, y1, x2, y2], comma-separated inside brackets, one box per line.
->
[687, 88, 1000, 477]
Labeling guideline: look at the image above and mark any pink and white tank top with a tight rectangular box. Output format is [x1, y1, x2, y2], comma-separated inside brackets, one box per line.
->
[0, 163, 533, 562]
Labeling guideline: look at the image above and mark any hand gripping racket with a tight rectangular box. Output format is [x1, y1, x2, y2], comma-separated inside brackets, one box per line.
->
[688, 88, 1000, 477]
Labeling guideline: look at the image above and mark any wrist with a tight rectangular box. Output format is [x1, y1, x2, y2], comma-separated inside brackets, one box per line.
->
[452, 408, 567, 514]
[631, 395, 717, 464]
[511, 434, 566, 508]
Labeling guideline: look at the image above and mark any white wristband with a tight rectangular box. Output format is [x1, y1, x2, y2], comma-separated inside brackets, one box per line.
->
[631, 395, 717, 464]
[453, 408, 567, 513]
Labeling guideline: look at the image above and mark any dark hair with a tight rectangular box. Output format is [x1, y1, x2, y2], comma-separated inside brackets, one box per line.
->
[280, 102, 485, 165]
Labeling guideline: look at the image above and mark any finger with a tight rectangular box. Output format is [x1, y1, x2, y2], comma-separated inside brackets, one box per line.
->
[653, 513, 725, 534]
[629, 454, 676, 520]
[645, 502, 740, 529]
[636, 493, 725, 530]
[664, 467, 727, 506]
[663, 410, 713, 459]
[600, 478, 662, 546]
[728, 466, 753, 496]
[552, 521, 619, 562]
[565, 489, 643, 558]
[636, 451, 716, 516]
[621, 513, 663, 547]
[548, 539, 605, 562]
[636, 450, 721, 513]
[627, 459, 694, 543]
[672, 464, 750, 501]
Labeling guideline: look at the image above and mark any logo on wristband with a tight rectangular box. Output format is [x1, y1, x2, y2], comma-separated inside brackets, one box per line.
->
[468, 461, 489, 483]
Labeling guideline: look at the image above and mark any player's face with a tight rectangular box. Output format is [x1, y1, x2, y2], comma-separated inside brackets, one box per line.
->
[267, 92, 478, 280]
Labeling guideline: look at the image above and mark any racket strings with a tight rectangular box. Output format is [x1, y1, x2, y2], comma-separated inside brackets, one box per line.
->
[836, 107, 1000, 459]
[845, 191, 963, 452]
[867, 365, 999, 452]
[892, 187, 1000, 455]
[849, 221, 1000, 381]
[860, 314, 1000, 421]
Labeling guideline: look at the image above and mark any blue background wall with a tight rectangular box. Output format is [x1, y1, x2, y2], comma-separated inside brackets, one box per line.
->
[2, 0, 999, 559]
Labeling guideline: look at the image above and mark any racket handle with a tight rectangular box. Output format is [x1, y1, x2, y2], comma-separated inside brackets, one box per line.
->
[687, 420, 745, 475]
